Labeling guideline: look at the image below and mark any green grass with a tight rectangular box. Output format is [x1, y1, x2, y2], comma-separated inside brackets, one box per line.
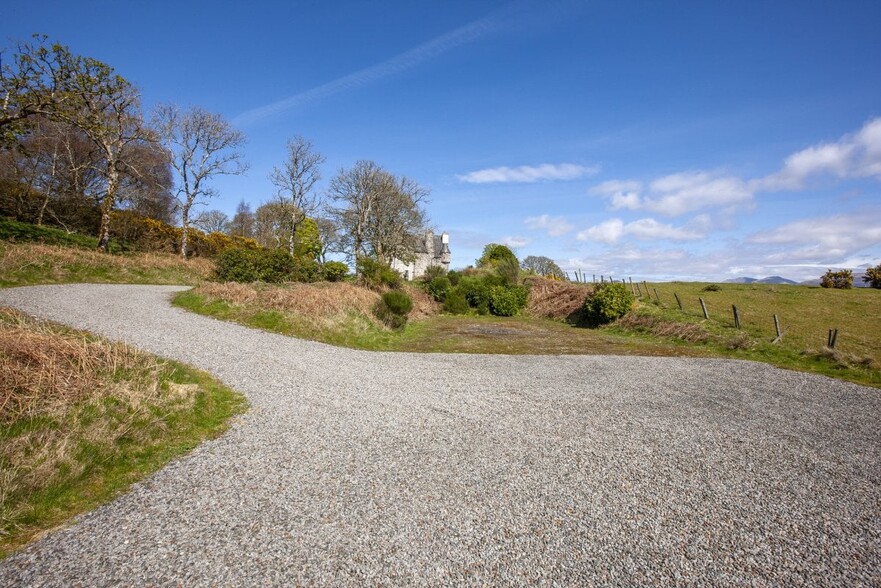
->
[609, 282, 881, 387]
[0, 241, 213, 287]
[0, 217, 125, 252]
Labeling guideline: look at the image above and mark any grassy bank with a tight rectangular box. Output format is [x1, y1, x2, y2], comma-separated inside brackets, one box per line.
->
[0, 308, 247, 558]
[0, 242, 212, 287]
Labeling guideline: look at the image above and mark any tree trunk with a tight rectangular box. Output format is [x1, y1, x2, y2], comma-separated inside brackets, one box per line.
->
[96, 166, 119, 252]
[180, 208, 190, 258]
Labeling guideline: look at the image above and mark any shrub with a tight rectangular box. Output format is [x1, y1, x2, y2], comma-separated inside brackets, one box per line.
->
[442, 287, 470, 314]
[374, 290, 412, 330]
[422, 265, 447, 281]
[322, 261, 349, 282]
[583, 282, 635, 325]
[447, 270, 461, 286]
[427, 276, 452, 302]
[458, 276, 490, 311]
[820, 269, 853, 289]
[214, 247, 259, 282]
[702, 284, 721, 292]
[357, 257, 402, 290]
[488, 285, 528, 317]
[214, 247, 296, 283]
[382, 290, 413, 316]
[862, 263, 881, 289]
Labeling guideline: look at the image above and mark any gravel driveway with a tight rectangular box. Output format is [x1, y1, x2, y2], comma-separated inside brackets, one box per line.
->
[0, 284, 878, 586]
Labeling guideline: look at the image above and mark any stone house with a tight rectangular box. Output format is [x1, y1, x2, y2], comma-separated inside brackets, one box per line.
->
[391, 230, 451, 280]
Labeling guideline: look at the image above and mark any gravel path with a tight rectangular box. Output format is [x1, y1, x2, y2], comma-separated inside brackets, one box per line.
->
[1, 284, 879, 586]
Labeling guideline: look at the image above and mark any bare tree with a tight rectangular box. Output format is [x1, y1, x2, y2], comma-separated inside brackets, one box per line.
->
[153, 103, 247, 257]
[366, 173, 429, 265]
[326, 160, 383, 264]
[314, 217, 340, 263]
[229, 199, 255, 237]
[50, 55, 153, 251]
[269, 136, 325, 257]
[521, 255, 565, 279]
[326, 160, 429, 268]
[193, 209, 230, 234]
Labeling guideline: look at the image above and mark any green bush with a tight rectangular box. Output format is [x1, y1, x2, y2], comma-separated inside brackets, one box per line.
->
[427, 276, 452, 302]
[322, 261, 349, 282]
[447, 270, 461, 286]
[382, 290, 413, 316]
[422, 265, 447, 281]
[214, 247, 296, 283]
[357, 257, 402, 290]
[477, 243, 518, 268]
[820, 269, 853, 289]
[442, 287, 470, 314]
[488, 285, 528, 317]
[584, 283, 635, 325]
[458, 276, 490, 311]
[373, 290, 412, 330]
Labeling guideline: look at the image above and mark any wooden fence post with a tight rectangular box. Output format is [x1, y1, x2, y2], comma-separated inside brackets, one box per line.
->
[699, 297, 709, 320]
[732, 305, 741, 329]
[674, 292, 683, 310]
[629, 277, 636, 295]
[827, 328, 839, 349]
[653, 288, 661, 303]
[635, 283, 642, 297]
[772, 314, 782, 343]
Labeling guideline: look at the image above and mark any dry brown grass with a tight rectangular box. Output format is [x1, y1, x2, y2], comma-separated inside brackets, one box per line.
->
[196, 280, 438, 326]
[198, 281, 381, 319]
[0, 242, 213, 286]
[615, 313, 712, 344]
[0, 308, 194, 543]
[525, 277, 594, 320]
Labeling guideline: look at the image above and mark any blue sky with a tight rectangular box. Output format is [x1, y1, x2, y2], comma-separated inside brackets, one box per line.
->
[4, 0, 881, 281]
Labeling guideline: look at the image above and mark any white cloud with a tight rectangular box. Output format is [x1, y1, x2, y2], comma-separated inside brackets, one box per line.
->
[749, 212, 881, 259]
[576, 219, 624, 244]
[645, 172, 753, 216]
[500, 235, 531, 248]
[576, 217, 704, 244]
[457, 163, 598, 184]
[589, 171, 753, 217]
[524, 214, 573, 236]
[757, 117, 881, 190]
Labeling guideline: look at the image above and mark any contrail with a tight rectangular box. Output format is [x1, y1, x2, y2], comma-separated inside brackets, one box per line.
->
[232, 2, 537, 126]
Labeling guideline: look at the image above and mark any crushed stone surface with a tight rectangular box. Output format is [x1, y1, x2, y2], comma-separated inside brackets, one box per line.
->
[0, 284, 878, 587]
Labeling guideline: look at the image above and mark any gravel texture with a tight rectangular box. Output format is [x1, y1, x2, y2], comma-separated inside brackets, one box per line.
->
[0, 283, 879, 587]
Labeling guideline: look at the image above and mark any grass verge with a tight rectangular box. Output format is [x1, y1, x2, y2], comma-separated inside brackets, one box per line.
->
[0, 308, 247, 558]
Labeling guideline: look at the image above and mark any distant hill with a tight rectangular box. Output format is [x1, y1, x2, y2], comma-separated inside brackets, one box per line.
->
[724, 276, 797, 285]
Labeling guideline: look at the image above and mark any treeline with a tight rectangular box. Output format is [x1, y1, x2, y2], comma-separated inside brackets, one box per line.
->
[1, 35, 432, 271]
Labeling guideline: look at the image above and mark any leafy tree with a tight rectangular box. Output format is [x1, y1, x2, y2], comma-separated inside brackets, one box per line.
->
[269, 136, 324, 257]
[477, 243, 518, 268]
[1, 36, 82, 144]
[521, 255, 565, 279]
[153, 104, 247, 258]
[862, 263, 881, 289]
[820, 269, 853, 289]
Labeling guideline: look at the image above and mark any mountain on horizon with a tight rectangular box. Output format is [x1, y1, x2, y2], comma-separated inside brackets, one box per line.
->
[724, 276, 797, 285]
